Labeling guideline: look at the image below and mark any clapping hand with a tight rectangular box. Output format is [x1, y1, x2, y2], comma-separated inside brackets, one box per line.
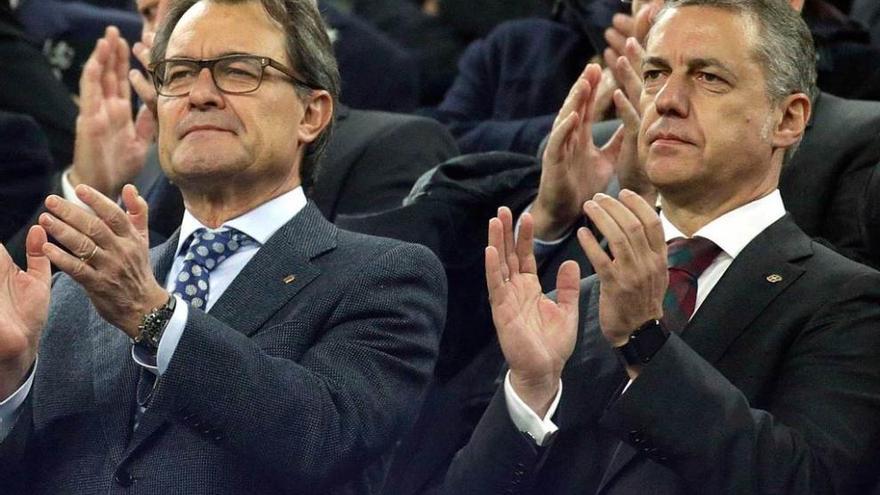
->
[0, 228, 51, 400]
[485, 207, 581, 417]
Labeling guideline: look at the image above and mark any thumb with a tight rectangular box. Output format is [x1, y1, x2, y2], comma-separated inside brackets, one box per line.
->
[122, 184, 150, 240]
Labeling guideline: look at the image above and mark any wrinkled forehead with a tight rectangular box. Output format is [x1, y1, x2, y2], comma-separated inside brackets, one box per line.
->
[166, 0, 288, 60]
[645, 5, 761, 66]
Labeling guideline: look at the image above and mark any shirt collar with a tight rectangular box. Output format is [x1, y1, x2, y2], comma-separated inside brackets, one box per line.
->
[176, 186, 307, 255]
[660, 190, 785, 259]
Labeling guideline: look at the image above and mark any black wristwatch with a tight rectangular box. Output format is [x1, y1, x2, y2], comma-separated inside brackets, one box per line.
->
[614, 319, 669, 366]
[134, 295, 177, 351]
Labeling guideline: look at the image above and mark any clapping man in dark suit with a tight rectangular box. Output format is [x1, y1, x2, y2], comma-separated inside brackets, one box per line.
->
[443, 0, 880, 493]
[0, 0, 446, 493]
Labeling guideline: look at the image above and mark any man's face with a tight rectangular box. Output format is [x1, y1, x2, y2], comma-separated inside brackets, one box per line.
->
[156, 0, 309, 194]
[137, 0, 169, 37]
[637, 6, 781, 205]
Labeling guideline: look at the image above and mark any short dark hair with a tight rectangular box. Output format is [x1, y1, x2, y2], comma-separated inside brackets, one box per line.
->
[152, 0, 340, 188]
[649, 0, 818, 161]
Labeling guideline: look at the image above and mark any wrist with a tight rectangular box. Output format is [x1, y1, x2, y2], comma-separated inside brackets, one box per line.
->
[531, 200, 580, 241]
[126, 288, 172, 339]
[0, 354, 35, 400]
[509, 370, 561, 418]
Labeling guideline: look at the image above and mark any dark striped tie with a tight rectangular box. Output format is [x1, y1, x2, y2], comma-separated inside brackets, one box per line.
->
[662, 237, 721, 333]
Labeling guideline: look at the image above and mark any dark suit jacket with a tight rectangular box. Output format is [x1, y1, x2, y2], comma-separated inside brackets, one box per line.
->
[0, 202, 447, 494]
[319, 1, 420, 113]
[0, 7, 76, 169]
[443, 215, 880, 494]
[0, 111, 52, 242]
[431, 18, 595, 155]
[864, 162, 880, 268]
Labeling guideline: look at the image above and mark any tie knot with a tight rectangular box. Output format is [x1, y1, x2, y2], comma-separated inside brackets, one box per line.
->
[667, 236, 721, 278]
[183, 227, 257, 271]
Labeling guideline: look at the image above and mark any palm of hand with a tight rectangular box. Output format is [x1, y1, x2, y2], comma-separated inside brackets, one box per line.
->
[0, 259, 49, 361]
[493, 272, 577, 380]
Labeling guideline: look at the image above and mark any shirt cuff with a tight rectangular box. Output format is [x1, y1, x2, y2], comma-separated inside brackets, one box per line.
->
[131, 295, 189, 375]
[0, 358, 37, 442]
[503, 370, 561, 446]
[60, 169, 94, 213]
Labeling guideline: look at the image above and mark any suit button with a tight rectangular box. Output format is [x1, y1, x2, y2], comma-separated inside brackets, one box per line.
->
[114, 469, 134, 487]
[629, 430, 646, 444]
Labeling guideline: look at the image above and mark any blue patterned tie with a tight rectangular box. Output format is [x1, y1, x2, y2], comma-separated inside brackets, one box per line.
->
[172, 227, 257, 309]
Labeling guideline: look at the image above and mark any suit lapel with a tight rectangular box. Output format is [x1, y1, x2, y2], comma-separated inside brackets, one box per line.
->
[208, 202, 335, 336]
[92, 234, 180, 465]
[681, 216, 810, 363]
[124, 203, 336, 457]
[596, 216, 812, 494]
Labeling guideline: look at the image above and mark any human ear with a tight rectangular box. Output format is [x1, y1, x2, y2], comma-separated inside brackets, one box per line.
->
[771, 92, 810, 151]
[296, 90, 333, 145]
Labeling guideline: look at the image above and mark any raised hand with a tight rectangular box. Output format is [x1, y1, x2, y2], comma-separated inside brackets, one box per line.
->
[485, 207, 581, 417]
[0, 227, 52, 399]
[71, 26, 154, 198]
[531, 64, 617, 240]
[38, 184, 168, 338]
[576, 191, 667, 350]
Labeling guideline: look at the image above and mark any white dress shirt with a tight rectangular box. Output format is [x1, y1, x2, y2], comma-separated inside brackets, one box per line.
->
[0, 187, 307, 440]
[506, 191, 786, 445]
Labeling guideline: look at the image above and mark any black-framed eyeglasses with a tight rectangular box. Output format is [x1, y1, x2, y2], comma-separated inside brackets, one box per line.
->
[149, 54, 318, 97]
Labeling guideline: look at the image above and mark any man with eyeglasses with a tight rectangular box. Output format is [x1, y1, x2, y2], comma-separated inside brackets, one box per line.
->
[0, 0, 446, 493]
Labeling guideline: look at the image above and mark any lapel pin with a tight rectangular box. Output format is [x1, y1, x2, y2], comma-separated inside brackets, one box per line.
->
[283, 274, 297, 284]
[766, 274, 783, 283]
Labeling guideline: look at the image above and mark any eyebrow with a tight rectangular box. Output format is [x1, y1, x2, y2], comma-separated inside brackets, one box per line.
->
[164, 51, 257, 60]
[642, 56, 738, 82]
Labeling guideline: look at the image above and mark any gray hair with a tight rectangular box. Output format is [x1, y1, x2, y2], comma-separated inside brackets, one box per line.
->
[649, 0, 817, 162]
[152, 0, 340, 188]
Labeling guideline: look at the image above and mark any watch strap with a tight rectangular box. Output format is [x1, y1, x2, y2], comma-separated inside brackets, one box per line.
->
[135, 295, 176, 351]
[614, 319, 669, 366]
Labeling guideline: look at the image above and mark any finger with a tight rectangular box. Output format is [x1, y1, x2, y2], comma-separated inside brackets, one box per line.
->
[582, 196, 635, 266]
[25, 226, 52, 285]
[613, 89, 641, 132]
[102, 27, 120, 99]
[624, 36, 645, 75]
[44, 195, 115, 248]
[553, 76, 588, 130]
[76, 184, 134, 238]
[543, 110, 579, 165]
[130, 71, 157, 115]
[134, 104, 157, 145]
[485, 246, 508, 305]
[488, 217, 510, 281]
[604, 26, 627, 58]
[577, 226, 613, 278]
[616, 53, 643, 110]
[516, 212, 537, 274]
[38, 213, 102, 264]
[580, 64, 604, 144]
[498, 207, 520, 275]
[635, 2, 658, 44]
[42, 241, 96, 283]
[554, 260, 581, 315]
[601, 123, 625, 160]
[79, 38, 110, 116]
[603, 47, 619, 76]
[619, 189, 665, 253]
[594, 193, 652, 259]
[132, 40, 152, 69]
[115, 33, 131, 101]
[612, 12, 636, 38]
[122, 184, 149, 239]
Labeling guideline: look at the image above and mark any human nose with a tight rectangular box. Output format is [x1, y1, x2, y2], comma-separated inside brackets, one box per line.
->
[187, 67, 224, 109]
[652, 73, 689, 118]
